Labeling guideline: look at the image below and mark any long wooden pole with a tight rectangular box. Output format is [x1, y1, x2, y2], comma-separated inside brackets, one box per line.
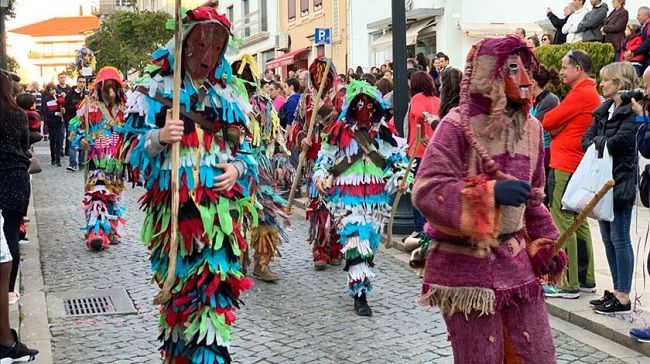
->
[552, 179, 615, 256]
[385, 124, 421, 248]
[286, 59, 332, 212]
[153, 0, 183, 306]
[82, 95, 91, 185]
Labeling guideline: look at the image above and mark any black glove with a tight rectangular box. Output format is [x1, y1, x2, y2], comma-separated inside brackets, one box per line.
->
[494, 180, 531, 206]
[592, 136, 607, 152]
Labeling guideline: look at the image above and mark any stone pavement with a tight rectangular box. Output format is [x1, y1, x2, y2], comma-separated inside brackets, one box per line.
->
[22, 143, 640, 363]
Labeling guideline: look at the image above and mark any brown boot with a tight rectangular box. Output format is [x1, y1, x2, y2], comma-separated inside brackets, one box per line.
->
[253, 264, 279, 283]
[328, 257, 342, 266]
[314, 260, 328, 270]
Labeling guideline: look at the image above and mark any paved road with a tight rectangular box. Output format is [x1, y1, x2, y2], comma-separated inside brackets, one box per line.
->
[29, 144, 626, 363]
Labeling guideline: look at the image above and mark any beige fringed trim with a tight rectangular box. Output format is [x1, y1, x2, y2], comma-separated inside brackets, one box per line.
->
[419, 284, 496, 319]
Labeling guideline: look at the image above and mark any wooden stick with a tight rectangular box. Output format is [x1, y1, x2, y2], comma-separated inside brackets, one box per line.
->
[385, 124, 422, 248]
[82, 96, 91, 185]
[286, 59, 332, 212]
[153, 0, 183, 306]
[552, 179, 615, 256]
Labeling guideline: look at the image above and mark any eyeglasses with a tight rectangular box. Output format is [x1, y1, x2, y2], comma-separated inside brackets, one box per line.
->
[566, 50, 583, 70]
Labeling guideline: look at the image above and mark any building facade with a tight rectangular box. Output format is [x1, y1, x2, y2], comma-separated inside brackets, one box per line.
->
[275, 0, 348, 77]
[219, 0, 280, 75]
[8, 16, 100, 83]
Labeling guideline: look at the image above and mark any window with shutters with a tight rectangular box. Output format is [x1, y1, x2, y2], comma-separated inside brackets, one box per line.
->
[301, 0, 309, 15]
[313, 0, 322, 10]
[288, 0, 296, 20]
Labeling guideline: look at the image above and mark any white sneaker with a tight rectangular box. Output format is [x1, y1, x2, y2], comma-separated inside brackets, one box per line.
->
[18, 238, 29, 245]
[8, 292, 20, 305]
[66, 165, 78, 172]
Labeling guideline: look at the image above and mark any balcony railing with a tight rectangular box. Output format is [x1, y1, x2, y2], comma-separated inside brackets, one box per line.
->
[28, 50, 77, 59]
[231, 10, 270, 45]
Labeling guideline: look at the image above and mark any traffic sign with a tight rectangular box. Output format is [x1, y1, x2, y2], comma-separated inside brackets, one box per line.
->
[314, 28, 331, 45]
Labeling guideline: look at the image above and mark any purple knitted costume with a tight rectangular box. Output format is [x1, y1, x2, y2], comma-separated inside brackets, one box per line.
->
[413, 36, 561, 363]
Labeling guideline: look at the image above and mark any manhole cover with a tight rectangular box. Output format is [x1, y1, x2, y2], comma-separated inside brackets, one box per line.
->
[47, 288, 137, 318]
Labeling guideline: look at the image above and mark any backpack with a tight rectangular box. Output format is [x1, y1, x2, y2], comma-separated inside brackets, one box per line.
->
[641, 164, 650, 208]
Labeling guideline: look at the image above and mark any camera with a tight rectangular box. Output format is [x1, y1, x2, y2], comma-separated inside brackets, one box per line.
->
[618, 89, 645, 105]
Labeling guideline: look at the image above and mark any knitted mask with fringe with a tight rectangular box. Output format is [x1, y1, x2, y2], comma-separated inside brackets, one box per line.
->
[339, 80, 388, 126]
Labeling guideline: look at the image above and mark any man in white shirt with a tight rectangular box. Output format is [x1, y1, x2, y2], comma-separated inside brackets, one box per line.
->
[563, 0, 589, 42]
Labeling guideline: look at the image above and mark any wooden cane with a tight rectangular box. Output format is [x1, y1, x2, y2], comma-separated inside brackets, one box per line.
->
[385, 124, 422, 248]
[552, 179, 615, 256]
[153, 0, 183, 306]
[286, 59, 332, 212]
[82, 95, 91, 185]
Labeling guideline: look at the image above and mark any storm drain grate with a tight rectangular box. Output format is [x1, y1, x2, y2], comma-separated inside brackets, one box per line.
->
[47, 288, 137, 318]
[64, 296, 116, 316]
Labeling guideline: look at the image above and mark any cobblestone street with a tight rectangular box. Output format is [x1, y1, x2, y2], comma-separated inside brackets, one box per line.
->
[30, 144, 630, 363]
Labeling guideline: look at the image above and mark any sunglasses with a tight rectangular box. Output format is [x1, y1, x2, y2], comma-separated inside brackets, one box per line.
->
[566, 50, 583, 69]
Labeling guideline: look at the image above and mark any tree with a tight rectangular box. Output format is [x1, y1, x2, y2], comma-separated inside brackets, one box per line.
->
[7, 56, 18, 73]
[86, 10, 172, 79]
[4, 0, 16, 19]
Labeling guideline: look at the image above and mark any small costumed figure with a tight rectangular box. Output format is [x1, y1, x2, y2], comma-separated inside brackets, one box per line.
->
[231, 55, 290, 282]
[312, 80, 411, 316]
[288, 57, 342, 270]
[119, 6, 257, 363]
[68, 66, 127, 251]
[412, 36, 568, 363]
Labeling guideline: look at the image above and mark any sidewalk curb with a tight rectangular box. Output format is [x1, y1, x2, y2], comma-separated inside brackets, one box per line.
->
[289, 197, 649, 358]
[19, 181, 54, 364]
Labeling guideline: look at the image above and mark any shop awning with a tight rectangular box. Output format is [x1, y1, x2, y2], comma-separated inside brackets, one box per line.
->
[265, 47, 310, 70]
[459, 22, 543, 38]
[371, 18, 436, 51]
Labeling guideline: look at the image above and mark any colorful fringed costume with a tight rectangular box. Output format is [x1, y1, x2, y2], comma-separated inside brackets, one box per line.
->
[118, 7, 257, 363]
[412, 36, 567, 363]
[231, 55, 290, 281]
[313, 80, 411, 315]
[68, 66, 127, 251]
[288, 57, 342, 267]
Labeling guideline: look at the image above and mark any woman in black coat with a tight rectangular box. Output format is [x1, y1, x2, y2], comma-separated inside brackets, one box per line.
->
[581, 62, 638, 314]
[0, 70, 31, 306]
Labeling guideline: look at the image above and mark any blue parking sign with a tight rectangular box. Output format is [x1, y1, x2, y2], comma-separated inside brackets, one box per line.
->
[315, 28, 331, 45]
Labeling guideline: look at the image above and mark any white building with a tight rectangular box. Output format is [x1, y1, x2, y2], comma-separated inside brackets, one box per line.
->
[350, 0, 649, 71]
[219, 0, 279, 75]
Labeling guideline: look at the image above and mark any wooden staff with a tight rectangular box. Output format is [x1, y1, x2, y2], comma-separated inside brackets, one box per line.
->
[552, 179, 615, 256]
[385, 124, 422, 248]
[82, 95, 91, 185]
[153, 0, 183, 306]
[286, 59, 332, 212]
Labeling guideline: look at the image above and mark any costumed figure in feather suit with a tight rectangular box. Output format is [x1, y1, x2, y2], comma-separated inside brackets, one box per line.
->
[288, 57, 342, 270]
[68, 66, 127, 251]
[118, 7, 257, 363]
[231, 55, 290, 282]
[412, 36, 568, 363]
[313, 80, 411, 316]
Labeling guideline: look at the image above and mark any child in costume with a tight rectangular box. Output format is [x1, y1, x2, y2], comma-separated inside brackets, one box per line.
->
[412, 36, 567, 363]
[289, 57, 342, 270]
[231, 55, 290, 282]
[119, 7, 257, 363]
[313, 80, 411, 316]
[68, 66, 127, 251]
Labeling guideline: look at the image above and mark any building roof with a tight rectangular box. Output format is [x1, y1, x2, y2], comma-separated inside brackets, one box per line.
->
[9, 16, 100, 37]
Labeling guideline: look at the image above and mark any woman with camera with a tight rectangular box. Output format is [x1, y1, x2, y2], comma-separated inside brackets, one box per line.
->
[581, 62, 639, 314]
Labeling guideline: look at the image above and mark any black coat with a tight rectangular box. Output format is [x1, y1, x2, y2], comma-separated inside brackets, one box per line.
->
[0, 107, 31, 216]
[548, 12, 568, 44]
[582, 100, 637, 210]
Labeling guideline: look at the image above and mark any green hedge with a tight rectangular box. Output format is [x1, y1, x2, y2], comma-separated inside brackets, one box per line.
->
[535, 42, 615, 99]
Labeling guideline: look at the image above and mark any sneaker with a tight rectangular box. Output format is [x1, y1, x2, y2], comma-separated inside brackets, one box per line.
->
[0, 336, 39, 363]
[18, 238, 29, 245]
[630, 327, 650, 343]
[8, 292, 20, 305]
[580, 283, 597, 293]
[589, 290, 614, 307]
[66, 165, 77, 172]
[55, 162, 61, 167]
[594, 297, 631, 314]
[543, 285, 580, 299]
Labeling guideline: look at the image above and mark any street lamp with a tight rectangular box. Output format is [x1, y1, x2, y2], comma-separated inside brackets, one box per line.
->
[0, 0, 9, 70]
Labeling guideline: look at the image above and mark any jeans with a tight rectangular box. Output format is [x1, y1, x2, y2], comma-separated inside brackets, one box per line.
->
[69, 147, 85, 168]
[2, 209, 22, 292]
[548, 169, 595, 290]
[598, 207, 634, 293]
[48, 120, 64, 164]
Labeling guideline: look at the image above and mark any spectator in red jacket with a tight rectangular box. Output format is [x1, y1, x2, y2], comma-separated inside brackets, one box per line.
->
[542, 49, 601, 299]
[621, 24, 645, 75]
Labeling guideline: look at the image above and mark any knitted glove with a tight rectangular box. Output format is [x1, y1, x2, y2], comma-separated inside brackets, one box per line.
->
[527, 238, 568, 279]
[494, 180, 531, 206]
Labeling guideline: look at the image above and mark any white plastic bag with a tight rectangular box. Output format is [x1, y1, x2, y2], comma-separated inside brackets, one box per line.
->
[561, 144, 614, 222]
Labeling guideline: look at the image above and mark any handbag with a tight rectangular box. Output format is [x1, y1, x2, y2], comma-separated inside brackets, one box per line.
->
[28, 156, 42, 174]
[561, 144, 614, 221]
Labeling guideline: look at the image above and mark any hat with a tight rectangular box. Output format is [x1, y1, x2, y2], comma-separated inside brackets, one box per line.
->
[1, 68, 20, 82]
[94, 66, 124, 87]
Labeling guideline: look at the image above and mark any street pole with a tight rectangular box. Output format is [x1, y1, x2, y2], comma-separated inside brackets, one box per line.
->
[0, 4, 6, 70]
[391, 0, 407, 136]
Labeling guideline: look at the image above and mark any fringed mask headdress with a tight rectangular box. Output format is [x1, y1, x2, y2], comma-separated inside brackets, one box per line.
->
[460, 35, 539, 139]
[309, 56, 337, 94]
[339, 80, 387, 128]
[231, 54, 260, 93]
